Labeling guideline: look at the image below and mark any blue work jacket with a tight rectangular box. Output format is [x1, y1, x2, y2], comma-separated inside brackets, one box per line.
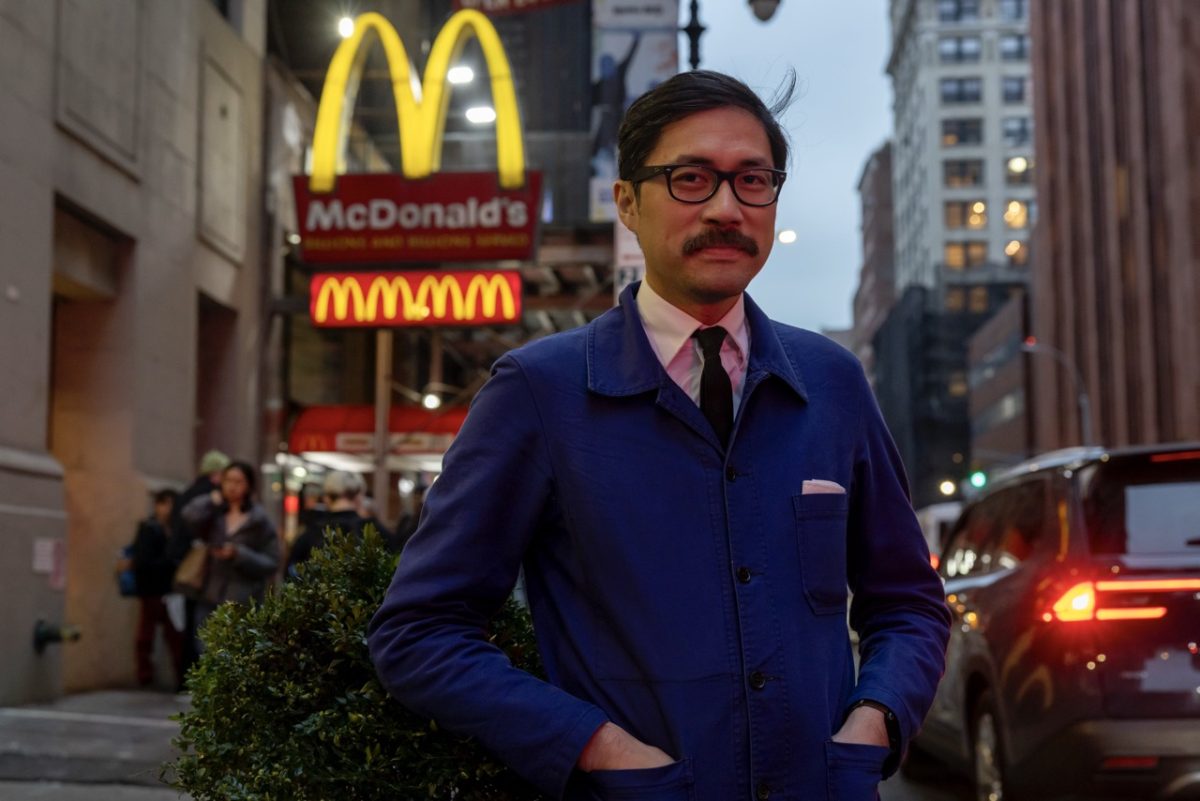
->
[369, 284, 951, 801]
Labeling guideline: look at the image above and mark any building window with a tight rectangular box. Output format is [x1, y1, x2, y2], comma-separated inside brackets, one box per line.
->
[938, 0, 980, 22]
[1005, 155, 1034, 184]
[945, 288, 966, 311]
[942, 118, 984, 146]
[1004, 199, 1030, 229]
[948, 371, 968, 397]
[1002, 76, 1027, 103]
[945, 240, 988, 269]
[944, 159, 985, 187]
[945, 200, 988, 230]
[1000, 33, 1030, 61]
[941, 77, 983, 104]
[969, 286, 990, 313]
[999, 0, 1027, 21]
[1002, 116, 1033, 146]
[1005, 239, 1030, 266]
[940, 36, 982, 63]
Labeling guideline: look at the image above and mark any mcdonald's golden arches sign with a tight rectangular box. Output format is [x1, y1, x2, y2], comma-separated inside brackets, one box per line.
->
[294, 10, 541, 264]
[310, 270, 522, 328]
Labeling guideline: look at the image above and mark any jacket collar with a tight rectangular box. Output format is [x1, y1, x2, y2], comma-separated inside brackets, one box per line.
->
[586, 282, 808, 403]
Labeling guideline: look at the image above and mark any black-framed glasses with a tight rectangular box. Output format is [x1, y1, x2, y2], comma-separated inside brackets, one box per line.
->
[630, 164, 787, 206]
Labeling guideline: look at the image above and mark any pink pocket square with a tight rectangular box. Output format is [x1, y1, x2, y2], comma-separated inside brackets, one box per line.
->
[802, 479, 846, 495]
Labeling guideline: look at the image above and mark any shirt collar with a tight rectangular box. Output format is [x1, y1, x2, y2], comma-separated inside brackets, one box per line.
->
[635, 278, 749, 368]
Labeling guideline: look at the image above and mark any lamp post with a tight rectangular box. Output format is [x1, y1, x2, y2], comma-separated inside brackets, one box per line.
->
[1021, 336, 1095, 446]
[681, 0, 781, 71]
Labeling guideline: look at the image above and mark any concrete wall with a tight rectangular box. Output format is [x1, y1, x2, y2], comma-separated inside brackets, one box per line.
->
[0, 0, 266, 703]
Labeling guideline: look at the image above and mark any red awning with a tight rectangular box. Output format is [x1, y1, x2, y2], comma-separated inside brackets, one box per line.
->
[288, 404, 469, 455]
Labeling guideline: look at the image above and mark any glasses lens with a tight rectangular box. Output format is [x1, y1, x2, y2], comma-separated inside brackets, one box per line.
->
[732, 169, 780, 205]
[667, 166, 718, 202]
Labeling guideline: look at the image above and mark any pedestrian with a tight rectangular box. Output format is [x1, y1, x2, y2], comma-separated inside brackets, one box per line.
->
[181, 460, 279, 651]
[368, 70, 951, 801]
[123, 488, 184, 688]
[168, 449, 230, 679]
[285, 470, 378, 578]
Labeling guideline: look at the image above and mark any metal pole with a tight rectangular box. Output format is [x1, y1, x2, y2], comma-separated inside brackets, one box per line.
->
[1023, 341, 1095, 446]
[681, 0, 706, 70]
[373, 329, 394, 517]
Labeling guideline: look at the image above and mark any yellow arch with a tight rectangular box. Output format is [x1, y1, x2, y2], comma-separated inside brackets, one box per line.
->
[309, 10, 526, 192]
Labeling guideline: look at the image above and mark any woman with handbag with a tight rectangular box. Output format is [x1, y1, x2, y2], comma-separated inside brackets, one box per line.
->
[181, 460, 280, 654]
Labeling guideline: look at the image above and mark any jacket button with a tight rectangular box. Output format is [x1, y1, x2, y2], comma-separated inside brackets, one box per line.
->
[756, 782, 771, 800]
[736, 567, 752, 584]
[749, 671, 766, 690]
[725, 466, 737, 481]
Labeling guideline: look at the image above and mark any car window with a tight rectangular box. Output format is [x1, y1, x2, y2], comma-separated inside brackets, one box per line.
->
[986, 480, 1048, 569]
[942, 505, 993, 578]
[1082, 452, 1200, 555]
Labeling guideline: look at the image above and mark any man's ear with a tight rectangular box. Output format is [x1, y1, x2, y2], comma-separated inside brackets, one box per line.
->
[614, 180, 639, 234]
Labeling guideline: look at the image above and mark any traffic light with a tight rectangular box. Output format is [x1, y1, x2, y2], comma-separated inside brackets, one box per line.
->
[969, 470, 987, 489]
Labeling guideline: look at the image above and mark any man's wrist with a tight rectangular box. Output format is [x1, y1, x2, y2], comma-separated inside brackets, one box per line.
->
[846, 700, 900, 753]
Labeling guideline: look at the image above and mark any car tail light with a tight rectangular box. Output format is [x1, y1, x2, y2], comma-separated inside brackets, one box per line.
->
[1042, 579, 1182, 623]
[930, 553, 940, 571]
[1100, 756, 1159, 771]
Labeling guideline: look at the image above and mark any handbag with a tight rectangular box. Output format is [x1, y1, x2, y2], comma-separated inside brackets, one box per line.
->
[115, 546, 137, 597]
[172, 541, 208, 598]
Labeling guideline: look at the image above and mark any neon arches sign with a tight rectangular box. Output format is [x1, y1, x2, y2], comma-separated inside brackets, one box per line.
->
[309, 10, 526, 192]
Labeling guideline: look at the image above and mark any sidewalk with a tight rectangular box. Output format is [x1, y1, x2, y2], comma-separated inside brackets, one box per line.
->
[0, 690, 189, 801]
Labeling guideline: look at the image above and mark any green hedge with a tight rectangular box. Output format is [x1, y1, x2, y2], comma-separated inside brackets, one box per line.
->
[169, 527, 547, 801]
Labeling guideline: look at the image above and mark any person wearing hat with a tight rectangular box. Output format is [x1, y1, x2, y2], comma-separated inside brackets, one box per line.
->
[167, 449, 231, 684]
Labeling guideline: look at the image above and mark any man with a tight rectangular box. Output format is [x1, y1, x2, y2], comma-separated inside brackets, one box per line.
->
[286, 471, 393, 577]
[369, 71, 950, 801]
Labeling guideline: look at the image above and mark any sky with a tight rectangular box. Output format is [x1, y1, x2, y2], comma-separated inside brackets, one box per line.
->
[679, 1, 893, 332]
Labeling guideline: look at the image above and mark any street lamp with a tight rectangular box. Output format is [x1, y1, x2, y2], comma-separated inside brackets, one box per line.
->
[680, 0, 782, 71]
[1021, 336, 1095, 446]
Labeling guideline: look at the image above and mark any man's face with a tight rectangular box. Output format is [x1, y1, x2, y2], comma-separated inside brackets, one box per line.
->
[615, 106, 778, 320]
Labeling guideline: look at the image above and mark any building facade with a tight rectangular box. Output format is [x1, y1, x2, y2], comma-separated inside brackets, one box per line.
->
[887, 0, 1035, 291]
[0, 0, 269, 704]
[1029, 0, 1200, 449]
[851, 141, 896, 385]
[967, 288, 1031, 471]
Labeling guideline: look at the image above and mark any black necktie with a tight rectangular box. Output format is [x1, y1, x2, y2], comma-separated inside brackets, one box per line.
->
[693, 326, 733, 447]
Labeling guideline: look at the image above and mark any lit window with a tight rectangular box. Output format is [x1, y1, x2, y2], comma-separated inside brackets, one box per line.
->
[949, 372, 968, 397]
[1006, 156, 1034, 185]
[942, 118, 983, 147]
[1004, 200, 1030, 229]
[1005, 239, 1030, 266]
[969, 287, 989, 313]
[945, 288, 966, 311]
[944, 159, 985, 187]
[945, 201, 987, 229]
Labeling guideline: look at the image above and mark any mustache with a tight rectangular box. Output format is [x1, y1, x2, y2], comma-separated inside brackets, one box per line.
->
[682, 228, 760, 257]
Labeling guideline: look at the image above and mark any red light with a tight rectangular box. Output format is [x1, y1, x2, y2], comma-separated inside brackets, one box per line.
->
[1149, 450, 1200, 463]
[1024, 335, 1038, 346]
[1096, 579, 1200, 592]
[1100, 756, 1159, 771]
[930, 553, 940, 571]
[1051, 582, 1096, 622]
[283, 494, 300, 515]
[1096, 607, 1167, 621]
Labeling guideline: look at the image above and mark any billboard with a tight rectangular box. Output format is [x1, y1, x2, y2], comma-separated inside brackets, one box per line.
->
[293, 172, 541, 263]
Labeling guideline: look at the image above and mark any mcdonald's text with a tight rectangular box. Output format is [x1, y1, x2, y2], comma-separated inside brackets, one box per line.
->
[294, 172, 540, 263]
[309, 270, 523, 328]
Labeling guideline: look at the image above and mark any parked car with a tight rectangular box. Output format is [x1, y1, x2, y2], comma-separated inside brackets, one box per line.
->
[910, 444, 1200, 801]
[916, 501, 963, 570]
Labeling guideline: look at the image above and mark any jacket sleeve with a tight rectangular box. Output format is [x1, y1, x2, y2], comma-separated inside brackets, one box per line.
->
[367, 356, 609, 800]
[232, 513, 280, 578]
[844, 365, 952, 775]
[181, 494, 218, 538]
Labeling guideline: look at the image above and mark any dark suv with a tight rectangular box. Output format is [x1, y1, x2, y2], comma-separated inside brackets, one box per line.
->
[910, 444, 1200, 800]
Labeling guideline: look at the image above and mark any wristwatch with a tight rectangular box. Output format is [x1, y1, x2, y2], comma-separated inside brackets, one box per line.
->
[846, 699, 901, 772]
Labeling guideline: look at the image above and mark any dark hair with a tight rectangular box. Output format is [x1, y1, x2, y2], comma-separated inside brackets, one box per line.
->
[617, 69, 796, 181]
[154, 488, 179, 506]
[223, 461, 258, 510]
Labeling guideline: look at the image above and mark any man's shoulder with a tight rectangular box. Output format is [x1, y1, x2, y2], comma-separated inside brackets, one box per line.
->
[497, 316, 596, 374]
[767, 320, 864, 376]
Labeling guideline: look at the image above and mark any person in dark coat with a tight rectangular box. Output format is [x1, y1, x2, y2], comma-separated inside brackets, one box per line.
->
[167, 449, 230, 681]
[126, 489, 183, 687]
[287, 470, 392, 578]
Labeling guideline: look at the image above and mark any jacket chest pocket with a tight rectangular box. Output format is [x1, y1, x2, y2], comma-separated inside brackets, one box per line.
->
[793, 493, 850, 615]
